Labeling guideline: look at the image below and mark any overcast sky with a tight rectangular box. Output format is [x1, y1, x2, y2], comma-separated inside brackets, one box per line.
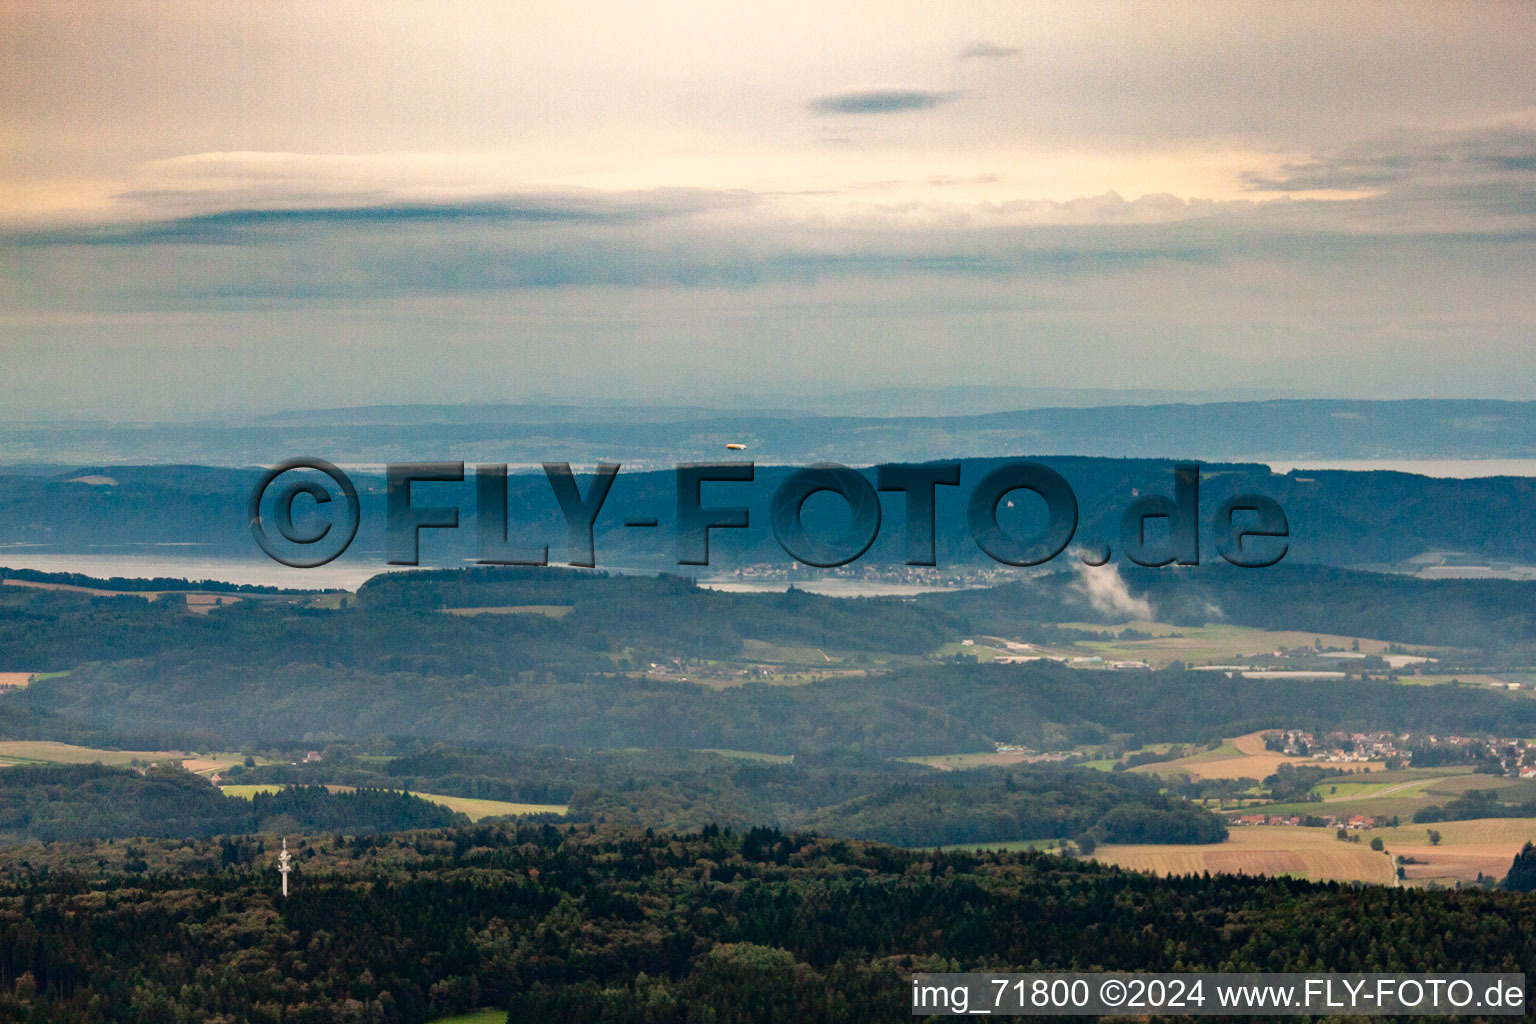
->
[2, 0, 1532, 419]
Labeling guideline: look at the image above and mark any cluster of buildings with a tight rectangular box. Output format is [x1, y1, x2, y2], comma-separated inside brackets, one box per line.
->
[1231, 812, 1393, 830]
[715, 561, 1012, 588]
[1266, 729, 1408, 763]
[1067, 655, 1152, 670]
[1266, 729, 1536, 776]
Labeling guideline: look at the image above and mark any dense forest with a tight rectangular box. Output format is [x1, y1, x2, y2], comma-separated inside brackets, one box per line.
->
[0, 765, 465, 843]
[235, 749, 1229, 848]
[0, 822, 1532, 1023]
[19, 654, 1535, 757]
[0, 748, 1227, 849]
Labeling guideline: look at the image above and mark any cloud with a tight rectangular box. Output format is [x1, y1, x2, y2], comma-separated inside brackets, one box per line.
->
[808, 89, 960, 115]
[957, 42, 1018, 60]
[1242, 118, 1536, 194]
[1068, 560, 1153, 620]
[9, 188, 759, 248]
[7, 178, 1532, 313]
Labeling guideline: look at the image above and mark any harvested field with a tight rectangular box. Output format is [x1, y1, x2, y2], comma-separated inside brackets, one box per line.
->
[443, 605, 571, 618]
[1373, 817, 1536, 884]
[219, 784, 566, 821]
[4, 578, 246, 612]
[1047, 621, 1437, 668]
[1133, 731, 1384, 781]
[183, 593, 241, 613]
[0, 741, 247, 774]
[1093, 825, 1398, 884]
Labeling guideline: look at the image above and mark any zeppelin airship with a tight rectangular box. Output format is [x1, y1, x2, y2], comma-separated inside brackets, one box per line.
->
[725, 443, 747, 451]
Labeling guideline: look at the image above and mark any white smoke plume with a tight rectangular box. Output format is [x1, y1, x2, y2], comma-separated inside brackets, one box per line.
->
[1067, 557, 1154, 621]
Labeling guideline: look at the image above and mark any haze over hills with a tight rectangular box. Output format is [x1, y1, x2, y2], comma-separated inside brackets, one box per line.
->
[245, 387, 1265, 427]
[3, 456, 1535, 571]
[1, 398, 1534, 466]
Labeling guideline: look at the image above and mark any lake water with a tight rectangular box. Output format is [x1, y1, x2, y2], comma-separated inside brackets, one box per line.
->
[0, 549, 977, 596]
[0, 551, 402, 590]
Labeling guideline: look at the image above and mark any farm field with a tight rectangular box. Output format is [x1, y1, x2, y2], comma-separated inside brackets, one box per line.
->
[0, 740, 249, 774]
[738, 638, 839, 664]
[1090, 818, 1534, 887]
[1373, 817, 1536, 885]
[652, 638, 914, 687]
[1092, 826, 1398, 884]
[3, 577, 245, 613]
[443, 605, 571, 618]
[934, 639, 1035, 663]
[410, 793, 567, 820]
[1133, 730, 1385, 781]
[182, 593, 243, 613]
[904, 750, 1032, 770]
[427, 1011, 504, 1024]
[938, 837, 1068, 853]
[940, 621, 1444, 672]
[1044, 621, 1432, 668]
[685, 665, 868, 689]
[219, 784, 566, 821]
[0, 673, 32, 690]
[1256, 769, 1536, 820]
[901, 749, 1078, 770]
[1312, 777, 1434, 801]
[3, 578, 154, 598]
[696, 748, 794, 763]
[1403, 674, 1527, 690]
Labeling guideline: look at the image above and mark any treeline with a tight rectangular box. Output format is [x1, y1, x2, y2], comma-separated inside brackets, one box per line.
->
[0, 578, 606, 678]
[0, 823, 1532, 1023]
[1265, 763, 1349, 803]
[0, 764, 464, 843]
[22, 655, 1536, 758]
[0, 702, 201, 754]
[0, 566, 304, 595]
[795, 768, 1227, 847]
[1414, 788, 1536, 824]
[359, 567, 957, 655]
[0, 566, 948, 678]
[1122, 564, 1536, 656]
[237, 747, 1227, 847]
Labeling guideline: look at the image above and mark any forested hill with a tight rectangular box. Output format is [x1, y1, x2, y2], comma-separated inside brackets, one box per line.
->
[0, 755, 1229, 849]
[3, 454, 1536, 568]
[0, 822, 1532, 1023]
[6, 563, 1536, 755]
[0, 765, 465, 842]
[6, 563, 1536, 680]
[18, 650, 1536, 757]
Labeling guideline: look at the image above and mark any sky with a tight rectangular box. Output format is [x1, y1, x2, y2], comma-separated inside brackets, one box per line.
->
[1, 0, 1533, 420]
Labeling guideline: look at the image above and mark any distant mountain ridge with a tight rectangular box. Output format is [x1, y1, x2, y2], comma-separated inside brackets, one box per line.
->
[2, 455, 1534, 570]
[0, 398, 1531, 465]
